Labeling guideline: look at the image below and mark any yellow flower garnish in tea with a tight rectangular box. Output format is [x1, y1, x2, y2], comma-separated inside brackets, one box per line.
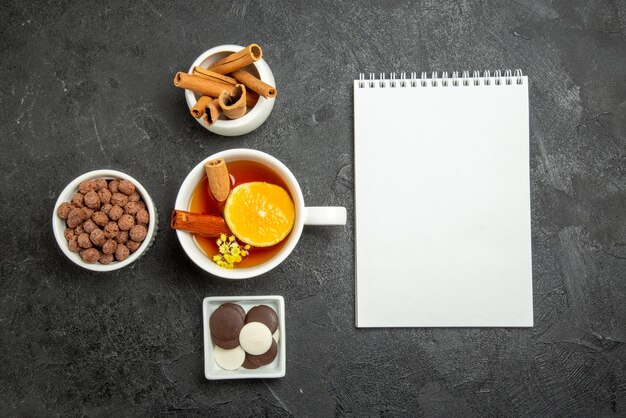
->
[212, 234, 250, 269]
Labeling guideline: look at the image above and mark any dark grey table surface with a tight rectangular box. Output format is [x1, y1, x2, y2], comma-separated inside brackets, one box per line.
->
[2, 0, 625, 416]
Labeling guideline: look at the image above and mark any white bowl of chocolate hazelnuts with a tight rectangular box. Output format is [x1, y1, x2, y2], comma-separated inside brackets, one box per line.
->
[53, 170, 157, 272]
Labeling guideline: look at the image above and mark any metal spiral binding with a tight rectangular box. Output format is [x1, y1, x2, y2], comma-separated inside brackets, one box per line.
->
[357, 69, 524, 88]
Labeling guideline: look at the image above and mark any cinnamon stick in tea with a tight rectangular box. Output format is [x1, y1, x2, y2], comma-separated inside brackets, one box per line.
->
[191, 95, 213, 119]
[193, 67, 237, 86]
[203, 98, 222, 126]
[219, 84, 247, 119]
[230, 70, 277, 98]
[174, 72, 258, 108]
[171, 209, 230, 237]
[205, 158, 231, 211]
[208, 44, 263, 75]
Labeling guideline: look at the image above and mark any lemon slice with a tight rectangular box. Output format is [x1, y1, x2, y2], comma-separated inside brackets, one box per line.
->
[223, 182, 295, 247]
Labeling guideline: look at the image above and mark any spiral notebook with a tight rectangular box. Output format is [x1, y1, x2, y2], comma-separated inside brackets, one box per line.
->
[354, 70, 532, 327]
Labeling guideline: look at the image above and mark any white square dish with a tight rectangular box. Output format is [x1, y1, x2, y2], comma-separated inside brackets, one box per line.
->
[203, 295, 286, 380]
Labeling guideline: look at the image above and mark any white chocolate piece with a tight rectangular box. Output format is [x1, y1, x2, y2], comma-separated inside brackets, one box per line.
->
[239, 322, 272, 355]
[273, 329, 280, 343]
[214, 345, 245, 370]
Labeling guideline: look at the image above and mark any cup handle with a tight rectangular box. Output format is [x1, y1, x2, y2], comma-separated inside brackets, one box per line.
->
[303, 207, 347, 226]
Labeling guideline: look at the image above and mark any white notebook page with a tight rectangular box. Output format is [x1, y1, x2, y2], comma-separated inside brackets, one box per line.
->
[354, 75, 532, 327]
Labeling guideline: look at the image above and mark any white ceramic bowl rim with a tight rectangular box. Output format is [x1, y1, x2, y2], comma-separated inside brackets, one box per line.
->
[175, 149, 304, 279]
[52, 169, 157, 272]
[184, 45, 276, 135]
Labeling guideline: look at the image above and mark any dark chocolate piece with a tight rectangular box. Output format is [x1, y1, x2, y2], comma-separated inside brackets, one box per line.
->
[225, 303, 246, 320]
[211, 333, 240, 350]
[209, 304, 245, 341]
[245, 305, 278, 334]
[242, 357, 260, 370]
[246, 339, 278, 367]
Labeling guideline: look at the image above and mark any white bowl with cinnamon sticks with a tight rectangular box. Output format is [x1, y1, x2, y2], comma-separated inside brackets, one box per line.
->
[175, 44, 277, 136]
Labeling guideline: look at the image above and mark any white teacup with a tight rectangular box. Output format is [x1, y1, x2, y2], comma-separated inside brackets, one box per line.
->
[174, 149, 346, 279]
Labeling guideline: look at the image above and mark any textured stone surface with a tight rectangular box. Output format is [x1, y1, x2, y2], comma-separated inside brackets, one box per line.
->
[1, 0, 625, 416]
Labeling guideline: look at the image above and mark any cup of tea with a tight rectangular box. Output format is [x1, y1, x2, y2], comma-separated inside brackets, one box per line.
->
[174, 149, 347, 279]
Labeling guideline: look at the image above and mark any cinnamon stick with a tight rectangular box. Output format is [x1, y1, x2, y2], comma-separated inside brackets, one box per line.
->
[218, 84, 247, 119]
[247, 90, 259, 109]
[174, 72, 232, 98]
[205, 159, 231, 211]
[230, 70, 277, 98]
[171, 209, 230, 237]
[203, 98, 222, 126]
[193, 67, 237, 86]
[174, 72, 258, 108]
[191, 95, 213, 119]
[208, 44, 263, 75]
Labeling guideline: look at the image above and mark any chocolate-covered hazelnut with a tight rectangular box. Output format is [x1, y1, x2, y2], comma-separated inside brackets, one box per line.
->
[102, 239, 117, 255]
[99, 253, 114, 264]
[128, 191, 141, 202]
[64, 228, 75, 241]
[78, 180, 97, 194]
[57, 202, 74, 220]
[111, 192, 128, 207]
[101, 203, 113, 215]
[136, 209, 149, 225]
[104, 221, 119, 239]
[115, 231, 129, 244]
[126, 240, 141, 252]
[90, 229, 106, 246]
[82, 219, 98, 234]
[95, 178, 108, 191]
[81, 248, 100, 263]
[129, 224, 147, 242]
[81, 207, 94, 220]
[68, 236, 80, 252]
[118, 180, 135, 196]
[74, 225, 85, 236]
[66, 208, 84, 229]
[118, 214, 135, 231]
[84, 191, 100, 209]
[108, 205, 124, 221]
[115, 244, 130, 261]
[108, 179, 120, 193]
[124, 201, 140, 215]
[92, 211, 109, 227]
[71, 192, 84, 208]
[98, 188, 112, 205]
[77, 233, 93, 249]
